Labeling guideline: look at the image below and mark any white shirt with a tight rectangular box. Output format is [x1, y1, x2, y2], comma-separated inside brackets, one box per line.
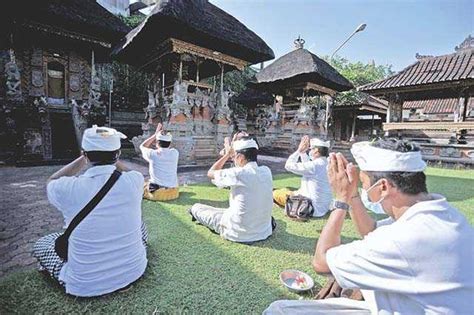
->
[47, 165, 147, 297]
[326, 194, 474, 315]
[213, 162, 274, 242]
[140, 145, 179, 188]
[285, 151, 332, 217]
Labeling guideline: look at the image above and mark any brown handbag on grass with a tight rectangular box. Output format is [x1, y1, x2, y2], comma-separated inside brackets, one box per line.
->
[285, 194, 314, 221]
[315, 277, 364, 301]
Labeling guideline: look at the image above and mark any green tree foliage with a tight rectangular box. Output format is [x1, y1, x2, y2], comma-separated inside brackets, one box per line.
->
[222, 66, 257, 94]
[325, 55, 394, 87]
[118, 15, 146, 28]
[98, 62, 151, 112]
[324, 55, 394, 105]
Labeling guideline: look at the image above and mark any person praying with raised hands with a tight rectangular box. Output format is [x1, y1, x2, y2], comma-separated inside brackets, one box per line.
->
[189, 132, 275, 243]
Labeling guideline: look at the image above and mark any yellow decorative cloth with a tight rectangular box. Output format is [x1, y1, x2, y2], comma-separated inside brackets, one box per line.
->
[143, 182, 179, 201]
[272, 188, 294, 208]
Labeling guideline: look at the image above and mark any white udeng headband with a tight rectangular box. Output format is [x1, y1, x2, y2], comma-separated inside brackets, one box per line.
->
[156, 132, 172, 142]
[233, 139, 259, 151]
[350, 141, 427, 172]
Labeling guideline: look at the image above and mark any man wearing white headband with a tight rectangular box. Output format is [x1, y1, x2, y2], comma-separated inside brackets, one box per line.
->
[265, 138, 473, 314]
[273, 135, 332, 217]
[189, 132, 275, 243]
[33, 125, 148, 297]
[140, 123, 179, 201]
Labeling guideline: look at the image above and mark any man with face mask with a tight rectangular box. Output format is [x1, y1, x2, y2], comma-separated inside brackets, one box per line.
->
[188, 132, 275, 243]
[273, 135, 332, 217]
[264, 138, 473, 314]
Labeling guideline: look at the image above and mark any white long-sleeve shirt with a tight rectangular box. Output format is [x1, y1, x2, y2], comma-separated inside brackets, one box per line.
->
[285, 151, 332, 217]
[327, 195, 474, 314]
[212, 162, 274, 242]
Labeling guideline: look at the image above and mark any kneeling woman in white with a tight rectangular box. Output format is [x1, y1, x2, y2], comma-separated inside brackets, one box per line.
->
[189, 136, 274, 243]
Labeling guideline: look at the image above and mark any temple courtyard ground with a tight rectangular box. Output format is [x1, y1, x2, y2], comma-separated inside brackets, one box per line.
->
[0, 162, 472, 313]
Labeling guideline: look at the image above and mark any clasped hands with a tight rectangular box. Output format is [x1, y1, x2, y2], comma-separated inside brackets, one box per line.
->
[328, 152, 359, 204]
[219, 131, 249, 158]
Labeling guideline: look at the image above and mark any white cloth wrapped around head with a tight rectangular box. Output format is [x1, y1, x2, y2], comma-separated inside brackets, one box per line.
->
[233, 138, 259, 152]
[82, 125, 126, 152]
[351, 141, 427, 172]
[156, 132, 172, 142]
[310, 138, 331, 148]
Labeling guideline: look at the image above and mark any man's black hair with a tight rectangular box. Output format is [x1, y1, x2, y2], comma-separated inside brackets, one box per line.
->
[314, 146, 329, 157]
[365, 138, 427, 195]
[84, 150, 120, 166]
[158, 140, 171, 148]
[236, 147, 258, 162]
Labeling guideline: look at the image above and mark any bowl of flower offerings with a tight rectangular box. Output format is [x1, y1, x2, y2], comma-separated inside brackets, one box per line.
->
[279, 269, 314, 293]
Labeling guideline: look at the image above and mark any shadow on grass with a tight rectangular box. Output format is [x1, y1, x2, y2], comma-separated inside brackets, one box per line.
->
[0, 199, 294, 314]
[426, 174, 474, 202]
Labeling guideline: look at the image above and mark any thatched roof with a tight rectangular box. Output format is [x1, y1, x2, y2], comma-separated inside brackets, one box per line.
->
[250, 44, 353, 93]
[233, 88, 274, 106]
[112, 0, 274, 67]
[1, 0, 131, 48]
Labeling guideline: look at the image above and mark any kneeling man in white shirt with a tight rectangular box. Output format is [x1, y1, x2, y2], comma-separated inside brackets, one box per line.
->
[140, 123, 179, 201]
[264, 138, 473, 314]
[33, 125, 148, 297]
[189, 134, 275, 243]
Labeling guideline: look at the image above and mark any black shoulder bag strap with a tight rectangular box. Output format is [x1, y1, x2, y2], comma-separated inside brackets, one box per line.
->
[54, 169, 122, 261]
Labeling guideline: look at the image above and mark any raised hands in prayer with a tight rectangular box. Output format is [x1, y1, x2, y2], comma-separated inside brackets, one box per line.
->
[219, 131, 249, 156]
[327, 152, 359, 203]
[155, 123, 164, 136]
[297, 135, 310, 153]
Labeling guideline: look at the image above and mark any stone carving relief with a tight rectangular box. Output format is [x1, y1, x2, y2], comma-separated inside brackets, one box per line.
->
[31, 69, 44, 88]
[5, 51, 22, 100]
[167, 80, 192, 118]
[24, 130, 43, 155]
[421, 147, 436, 156]
[439, 147, 462, 158]
[31, 49, 43, 67]
[215, 90, 234, 122]
[69, 73, 81, 92]
[293, 102, 313, 126]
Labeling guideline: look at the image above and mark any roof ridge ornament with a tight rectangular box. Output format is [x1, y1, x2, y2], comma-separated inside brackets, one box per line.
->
[294, 36, 305, 50]
[415, 53, 434, 60]
[455, 34, 473, 51]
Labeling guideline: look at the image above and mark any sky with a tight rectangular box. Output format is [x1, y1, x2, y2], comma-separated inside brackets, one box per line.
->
[209, 0, 473, 72]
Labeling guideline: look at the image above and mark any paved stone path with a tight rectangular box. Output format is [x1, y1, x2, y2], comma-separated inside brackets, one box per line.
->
[0, 156, 286, 279]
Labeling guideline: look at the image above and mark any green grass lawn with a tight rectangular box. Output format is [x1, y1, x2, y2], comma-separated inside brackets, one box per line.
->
[1, 167, 473, 314]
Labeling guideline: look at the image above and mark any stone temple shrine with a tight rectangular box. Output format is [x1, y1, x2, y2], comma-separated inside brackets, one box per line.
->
[112, 0, 274, 165]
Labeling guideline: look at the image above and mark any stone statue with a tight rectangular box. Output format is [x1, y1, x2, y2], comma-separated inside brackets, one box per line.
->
[5, 56, 22, 100]
[34, 97, 48, 120]
[316, 107, 326, 133]
[216, 90, 234, 122]
[294, 102, 313, 126]
[170, 80, 191, 118]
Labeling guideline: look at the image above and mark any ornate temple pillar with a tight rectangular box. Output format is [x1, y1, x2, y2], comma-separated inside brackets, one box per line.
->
[385, 93, 403, 136]
[293, 99, 315, 148]
[5, 49, 22, 102]
[215, 63, 234, 147]
[324, 95, 334, 140]
[350, 111, 357, 142]
[35, 97, 52, 160]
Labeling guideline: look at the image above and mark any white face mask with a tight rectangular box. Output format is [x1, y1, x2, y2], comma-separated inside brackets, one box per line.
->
[360, 180, 386, 214]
